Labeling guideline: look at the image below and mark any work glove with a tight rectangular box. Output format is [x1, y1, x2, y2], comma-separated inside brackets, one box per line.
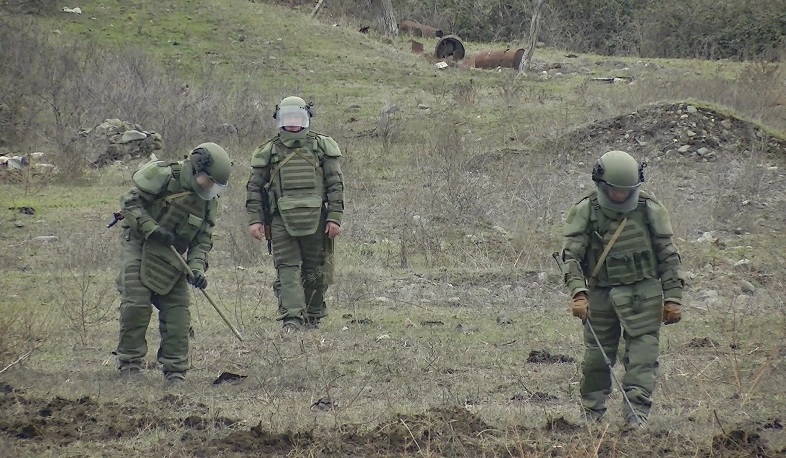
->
[571, 292, 589, 321]
[189, 270, 207, 289]
[147, 226, 175, 246]
[662, 301, 681, 324]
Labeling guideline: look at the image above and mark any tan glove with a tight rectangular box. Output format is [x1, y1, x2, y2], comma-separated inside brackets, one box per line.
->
[662, 301, 681, 324]
[571, 293, 589, 320]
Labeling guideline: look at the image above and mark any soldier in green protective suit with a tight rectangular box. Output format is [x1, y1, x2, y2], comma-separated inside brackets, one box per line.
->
[246, 96, 344, 332]
[114, 143, 231, 383]
[560, 150, 684, 426]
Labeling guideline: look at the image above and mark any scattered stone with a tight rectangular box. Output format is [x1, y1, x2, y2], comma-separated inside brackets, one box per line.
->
[31, 235, 58, 243]
[739, 280, 756, 294]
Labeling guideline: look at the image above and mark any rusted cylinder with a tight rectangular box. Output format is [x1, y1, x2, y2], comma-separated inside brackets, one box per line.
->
[434, 35, 466, 60]
[473, 48, 525, 69]
[399, 19, 444, 38]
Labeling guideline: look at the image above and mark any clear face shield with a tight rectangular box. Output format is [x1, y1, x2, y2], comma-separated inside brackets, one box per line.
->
[597, 181, 641, 212]
[277, 106, 310, 132]
[194, 172, 228, 201]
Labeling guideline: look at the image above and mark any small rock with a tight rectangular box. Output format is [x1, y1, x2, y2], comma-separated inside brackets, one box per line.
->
[686, 130, 696, 137]
[374, 296, 390, 303]
[14, 221, 25, 228]
[733, 227, 743, 235]
[696, 147, 710, 156]
[32, 235, 59, 243]
[686, 106, 698, 113]
[740, 280, 756, 294]
[678, 145, 691, 154]
[417, 103, 430, 110]
[496, 315, 513, 325]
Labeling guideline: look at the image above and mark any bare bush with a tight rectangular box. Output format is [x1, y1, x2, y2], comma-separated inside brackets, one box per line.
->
[0, 18, 271, 165]
[50, 229, 117, 346]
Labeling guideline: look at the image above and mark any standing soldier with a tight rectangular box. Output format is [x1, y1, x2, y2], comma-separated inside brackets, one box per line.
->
[246, 96, 344, 331]
[559, 150, 684, 426]
[114, 143, 231, 383]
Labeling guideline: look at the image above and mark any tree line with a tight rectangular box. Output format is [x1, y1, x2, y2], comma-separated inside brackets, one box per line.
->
[301, 0, 785, 60]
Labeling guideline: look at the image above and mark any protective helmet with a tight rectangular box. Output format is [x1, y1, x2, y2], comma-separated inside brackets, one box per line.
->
[591, 150, 645, 212]
[189, 142, 231, 200]
[273, 96, 313, 132]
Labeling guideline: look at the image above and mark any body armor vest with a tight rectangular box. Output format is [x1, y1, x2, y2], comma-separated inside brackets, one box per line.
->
[586, 196, 658, 287]
[140, 162, 215, 294]
[269, 140, 325, 237]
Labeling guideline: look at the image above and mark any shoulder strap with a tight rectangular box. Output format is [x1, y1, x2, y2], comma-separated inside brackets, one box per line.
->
[266, 151, 299, 188]
[590, 217, 628, 278]
[170, 161, 181, 179]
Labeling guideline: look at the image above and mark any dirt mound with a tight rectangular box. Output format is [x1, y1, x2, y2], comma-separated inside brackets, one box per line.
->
[564, 102, 786, 160]
[0, 388, 235, 446]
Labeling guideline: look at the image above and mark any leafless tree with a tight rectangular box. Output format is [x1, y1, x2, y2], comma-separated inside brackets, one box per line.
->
[518, 0, 546, 73]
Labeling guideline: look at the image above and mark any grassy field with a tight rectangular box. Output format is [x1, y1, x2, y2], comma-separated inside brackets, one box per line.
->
[1, 1, 786, 456]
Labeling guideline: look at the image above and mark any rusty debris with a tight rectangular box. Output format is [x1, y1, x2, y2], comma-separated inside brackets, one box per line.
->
[399, 19, 444, 38]
[473, 48, 525, 69]
[435, 35, 465, 60]
[409, 39, 424, 53]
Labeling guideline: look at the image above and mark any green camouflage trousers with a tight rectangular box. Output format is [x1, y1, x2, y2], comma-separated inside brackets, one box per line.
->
[581, 277, 662, 419]
[115, 236, 191, 374]
[270, 213, 331, 322]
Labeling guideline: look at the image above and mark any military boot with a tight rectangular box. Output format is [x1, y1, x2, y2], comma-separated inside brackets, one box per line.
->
[281, 318, 304, 333]
[164, 371, 186, 385]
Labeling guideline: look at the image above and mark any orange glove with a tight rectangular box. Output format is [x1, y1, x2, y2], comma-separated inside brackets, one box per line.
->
[571, 293, 589, 320]
[662, 302, 681, 324]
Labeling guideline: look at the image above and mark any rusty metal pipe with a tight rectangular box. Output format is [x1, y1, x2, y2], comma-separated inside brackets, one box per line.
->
[473, 48, 525, 69]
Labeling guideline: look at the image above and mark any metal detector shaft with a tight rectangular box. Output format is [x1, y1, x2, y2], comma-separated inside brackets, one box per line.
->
[584, 318, 643, 424]
[169, 246, 244, 341]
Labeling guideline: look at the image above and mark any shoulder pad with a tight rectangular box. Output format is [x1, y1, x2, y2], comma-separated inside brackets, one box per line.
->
[313, 132, 341, 157]
[645, 197, 673, 236]
[132, 161, 173, 194]
[563, 198, 591, 236]
[250, 140, 274, 167]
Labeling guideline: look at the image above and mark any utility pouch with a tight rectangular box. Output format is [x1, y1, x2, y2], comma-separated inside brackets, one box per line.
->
[140, 242, 186, 295]
[277, 195, 323, 236]
[610, 278, 663, 337]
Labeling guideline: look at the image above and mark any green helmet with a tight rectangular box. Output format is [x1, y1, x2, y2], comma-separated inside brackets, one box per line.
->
[274, 96, 313, 135]
[591, 150, 645, 212]
[189, 142, 231, 200]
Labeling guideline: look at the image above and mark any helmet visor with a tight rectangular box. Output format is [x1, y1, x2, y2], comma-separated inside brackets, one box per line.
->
[277, 106, 310, 130]
[194, 172, 228, 200]
[597, 182, 641, 212]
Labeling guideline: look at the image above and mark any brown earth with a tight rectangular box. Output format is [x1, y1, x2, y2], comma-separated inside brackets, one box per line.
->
[2, 383, 783, 457]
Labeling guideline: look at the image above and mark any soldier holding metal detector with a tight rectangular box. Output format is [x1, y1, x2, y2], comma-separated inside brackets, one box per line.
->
[112, 143, 241, 384]
[556, 150, 684, 427]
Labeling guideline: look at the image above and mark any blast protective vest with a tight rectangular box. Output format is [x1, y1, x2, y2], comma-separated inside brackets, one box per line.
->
[131, 160, 216, 294]
[585, 195, 658, 288]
